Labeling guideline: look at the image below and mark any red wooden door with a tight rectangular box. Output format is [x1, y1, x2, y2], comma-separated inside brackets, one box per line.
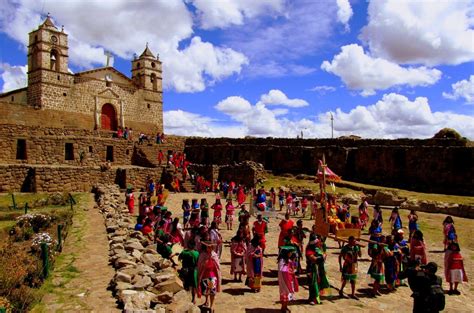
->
[101, 103, 117, 130]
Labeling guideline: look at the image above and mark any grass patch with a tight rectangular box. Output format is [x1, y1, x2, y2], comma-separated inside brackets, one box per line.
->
[0, 193, 53, 210]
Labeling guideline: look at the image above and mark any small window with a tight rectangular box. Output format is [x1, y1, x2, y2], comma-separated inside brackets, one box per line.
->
[11, 96, 14, 102]
[65, 143, 74, 160]
[126, 149, 130, 155]
[151, 62, 156, 68]
[147, 103, 151, 109]
[106, 146, 114, 162]
[63, 92, 67, 96]
[16, 139, 27, 160]
[34, 35, 38, 42]
[137, 62, 141, 69]
[106, 81, 112, 87]
[57, 75, 60, 80]
[89, 146, 93, 153]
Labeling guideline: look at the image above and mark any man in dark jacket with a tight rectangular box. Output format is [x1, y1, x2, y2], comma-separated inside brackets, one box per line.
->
[399, 261, 445, 313]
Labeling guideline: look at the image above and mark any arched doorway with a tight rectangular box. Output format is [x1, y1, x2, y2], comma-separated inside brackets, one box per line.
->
[101, 103, 118, 131]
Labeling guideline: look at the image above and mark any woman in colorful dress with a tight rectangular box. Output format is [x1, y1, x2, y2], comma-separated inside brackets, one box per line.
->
[368, 219, 383, 253]
[169, 217, 185, 246]
[285, 193, 293, 215]
[278, 188, 285, 211]
[368, 238, 387, 297]
[179, 240, 199, 304]
[301, 197, 309, 218]
[211, 198, 223, 228]
[443, 216, 457, 250]
[236, 185, 246, 206]
[389, 207, 402, 232]
[410, 230, 427, 265]
[197, 242, 221, 312]
[338, 236, 361, 299]
[407, 210, 419, 241]
[278, 213, 295, 248]
[209, 221, 223, 259]
[225, 199, 235, 230]
[246, 235, 264, 292]
[200, 198, 210, 227]
[190, 199, 200, 227]
[182, 199, 191, 229]
[373, 204, 383, 225]
[252, 213, 268, 255]
[384, 235, 399, 291]
[305, 234, 329, 305]
[230, 231, 247, 282]
[358, 199, 369, 230]
[445, 242, 468, 295]
[125, 188, 135, 215]
[278, 248, 299, 312]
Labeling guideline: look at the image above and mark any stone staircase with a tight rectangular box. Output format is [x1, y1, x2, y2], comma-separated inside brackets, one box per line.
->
[134, 141, 196, 192]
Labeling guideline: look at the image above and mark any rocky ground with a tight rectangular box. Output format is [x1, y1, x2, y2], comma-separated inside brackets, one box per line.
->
[163, 192, 473, 313]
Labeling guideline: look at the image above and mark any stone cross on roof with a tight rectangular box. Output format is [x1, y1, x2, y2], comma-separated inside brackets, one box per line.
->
[105, 51, 113, 67]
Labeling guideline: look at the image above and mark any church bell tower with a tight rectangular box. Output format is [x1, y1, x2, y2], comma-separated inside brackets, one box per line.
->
[131, 44, 162, 93]
[27, 14, 73, 109]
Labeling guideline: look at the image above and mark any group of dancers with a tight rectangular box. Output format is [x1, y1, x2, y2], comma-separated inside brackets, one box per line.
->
[128, 184, 468, 312]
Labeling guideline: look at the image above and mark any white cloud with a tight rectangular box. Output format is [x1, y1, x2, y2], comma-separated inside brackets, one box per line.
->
[215, 95, 285, 136]
[164, 37, 248, 92]
[309, 85, 336, 94]
[0, 63, 27, 92]
[0, 0, 247, 92]
[442, 75, 474, 104]
[259, 89, 309, 107]
[167, 92, 474, 140]
[336, 0, 353, 32]
[321, 44, 442, 96]
[323, 93, 474, 139]
[164, 109, 215, 137]
[190, 0, 285, 29]
[215, 96, 252, 114]
[164, 109, 246, 138]
[360, 0, 474, 66]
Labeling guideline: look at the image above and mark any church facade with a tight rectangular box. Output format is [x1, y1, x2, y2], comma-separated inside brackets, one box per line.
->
[0, 16, 163, 133]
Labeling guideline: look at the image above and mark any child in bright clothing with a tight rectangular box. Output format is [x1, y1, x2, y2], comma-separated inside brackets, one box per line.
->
[225, 199, 235, 230]
[445, 242, 468, 295]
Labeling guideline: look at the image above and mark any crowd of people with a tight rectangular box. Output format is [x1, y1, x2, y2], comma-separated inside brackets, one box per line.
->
[125, 183, 467, 313]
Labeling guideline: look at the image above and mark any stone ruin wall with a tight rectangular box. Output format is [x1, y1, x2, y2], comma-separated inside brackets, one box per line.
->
[184, 138, 474, 196]
[0, 165, 163, 193]
[0, 125, 188, 193]
[0, 124, 186, 167]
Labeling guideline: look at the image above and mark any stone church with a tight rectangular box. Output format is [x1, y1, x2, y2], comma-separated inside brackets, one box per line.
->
[0, 16, 163, 133]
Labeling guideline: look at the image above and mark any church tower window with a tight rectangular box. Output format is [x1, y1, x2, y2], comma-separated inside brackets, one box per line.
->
[151, 73, 157, 91]
[50, 49, 59, 72]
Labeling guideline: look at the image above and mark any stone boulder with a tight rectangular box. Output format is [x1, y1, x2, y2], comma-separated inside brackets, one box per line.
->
[142, 253, 163, 269]
[373, 190, 407, 206]
[133, 275, 153, 290]
[154, 276, 183, 294]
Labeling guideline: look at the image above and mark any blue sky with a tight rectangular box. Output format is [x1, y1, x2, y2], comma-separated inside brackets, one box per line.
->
[0, 0, 473, 139]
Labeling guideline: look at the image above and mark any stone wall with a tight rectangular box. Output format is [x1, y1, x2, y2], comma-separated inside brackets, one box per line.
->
[0, 124, 186, 168]
[0, 165, 163, 193]
[184, 137, 474, 196]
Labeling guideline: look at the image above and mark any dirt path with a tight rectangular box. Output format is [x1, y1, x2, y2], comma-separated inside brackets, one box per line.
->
[32, 193, 120, 313]
[164, 192, 473, 313]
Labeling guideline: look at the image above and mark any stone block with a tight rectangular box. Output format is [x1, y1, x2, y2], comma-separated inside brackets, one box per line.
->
[154, 276, 183, 294]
